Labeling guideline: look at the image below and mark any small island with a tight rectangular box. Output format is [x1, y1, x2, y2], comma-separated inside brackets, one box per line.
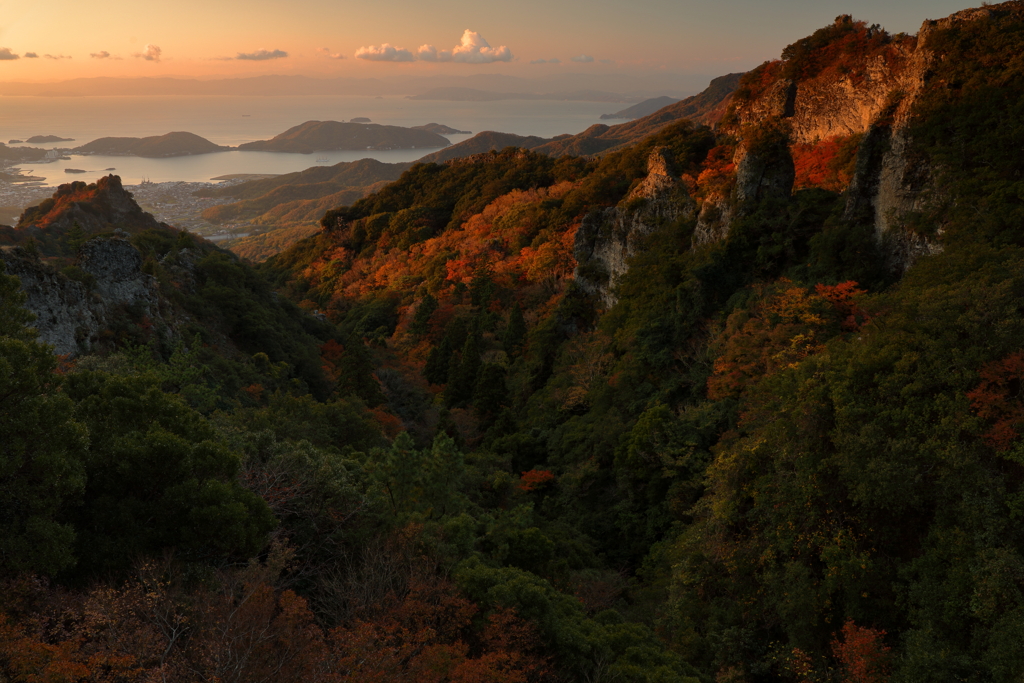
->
[74, 132, 231, 158]
[350, 117, 372, 123]
[8, 139, 23, 144]
[412, 123, 472, 135]
[65, 168, 86, 174]
[237, 120, 449, 154]
[27, 135, 75, 143]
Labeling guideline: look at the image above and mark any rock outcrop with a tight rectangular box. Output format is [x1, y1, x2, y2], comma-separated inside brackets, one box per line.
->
[721, 7, 1020, 271]
[693, 131, 795, 247]
[1, 237, 167, 356]
[574, 147, 695, 307]
[17, 175, 164, 234]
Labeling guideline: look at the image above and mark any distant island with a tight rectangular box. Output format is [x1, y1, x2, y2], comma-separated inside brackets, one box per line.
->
[8, 139, 23, 144]
[237, 120, 449, 154]
[600, 96, 679, 120]
[350, 117, 372, 123]
[412, 123, 472, 135]
[74, 132, 230, 158]
[408, 87, 641, 103]
[26, 135, 75, 143]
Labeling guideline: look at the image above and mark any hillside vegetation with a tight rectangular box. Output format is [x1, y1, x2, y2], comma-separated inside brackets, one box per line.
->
[4, 3, 1024, 682]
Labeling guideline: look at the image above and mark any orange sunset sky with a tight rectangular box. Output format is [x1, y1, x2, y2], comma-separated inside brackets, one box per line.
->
[1, 0, 971, 82]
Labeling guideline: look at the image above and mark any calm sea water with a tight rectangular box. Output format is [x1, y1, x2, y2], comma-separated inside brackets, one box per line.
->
[1, 95, 613, 185]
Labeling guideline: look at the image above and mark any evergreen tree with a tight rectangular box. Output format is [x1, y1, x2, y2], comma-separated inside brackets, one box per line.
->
[409, 293, 437, 336]
[504, 303, 526, 357]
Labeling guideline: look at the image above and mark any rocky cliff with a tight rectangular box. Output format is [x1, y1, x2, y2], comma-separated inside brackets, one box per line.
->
[0, 236, 167, 356]
[696, 5, 1024, 271]
[574, 147, 695, 307]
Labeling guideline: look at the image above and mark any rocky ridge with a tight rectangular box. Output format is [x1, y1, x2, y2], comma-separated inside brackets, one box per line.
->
[574, 147, 695, 307]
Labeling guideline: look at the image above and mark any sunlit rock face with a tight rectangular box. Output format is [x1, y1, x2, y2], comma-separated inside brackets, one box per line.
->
[574, 147, 695, 307]
[716, 8, 1014, 271]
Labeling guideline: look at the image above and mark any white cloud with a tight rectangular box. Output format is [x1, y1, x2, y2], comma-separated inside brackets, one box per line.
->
[367, 30, 511, 64]
[449, 30, 511, 63]
[133, 44, 162, 61]
[416, 44, 445, 62]
[355, 43, 415, 62]
[571, 54, 595, 63]
[23, 52, 38, 58]
[238, 48, 288, 61]
[0, 47, 19, 60]
[530, 58, 560, 64]
[317, 47, 345, 60]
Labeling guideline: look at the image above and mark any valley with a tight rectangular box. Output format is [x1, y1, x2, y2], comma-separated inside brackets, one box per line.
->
[3, 3, 1024, 681]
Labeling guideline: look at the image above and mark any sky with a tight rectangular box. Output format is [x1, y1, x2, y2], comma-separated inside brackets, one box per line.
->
[0, 0, 975, 83]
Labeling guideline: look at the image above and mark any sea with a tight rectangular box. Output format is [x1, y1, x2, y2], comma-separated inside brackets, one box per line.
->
[1, 95, 615, 186]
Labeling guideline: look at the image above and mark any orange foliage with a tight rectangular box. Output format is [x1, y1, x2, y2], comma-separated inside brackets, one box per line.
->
[831, 620, 890, 683]
[792, 136, 858, 192]
[371, 406, 404, 439]
[967, 351, 1024, 451]
[299, 182, 579, 318]
[518, 470, 556, 492]
[696, 145, 736, 197]
[708, 281, 865, 400]
[325, 577, 549, 683]
[320, 339, 346, 384]
[814, 281, 869, 331]
[242, 383, 265, 402]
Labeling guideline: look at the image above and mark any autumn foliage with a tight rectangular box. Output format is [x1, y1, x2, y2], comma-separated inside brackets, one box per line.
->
[707, 280, 867, 400]
[831, 620, 891, 683]
[968, 351, 1024, 451]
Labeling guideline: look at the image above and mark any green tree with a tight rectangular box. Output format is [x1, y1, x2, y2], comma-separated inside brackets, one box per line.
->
[0, 262, 88, 576]
[62, 371, 276, 576]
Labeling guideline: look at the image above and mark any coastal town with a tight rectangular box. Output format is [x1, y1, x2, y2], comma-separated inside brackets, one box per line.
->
[0, 169, 256, 242]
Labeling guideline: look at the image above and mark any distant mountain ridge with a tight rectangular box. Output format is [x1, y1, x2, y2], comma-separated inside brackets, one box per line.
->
[408, 87, 642, 103]
[600, 96, 679, 119]
[416, 73, 742, 163]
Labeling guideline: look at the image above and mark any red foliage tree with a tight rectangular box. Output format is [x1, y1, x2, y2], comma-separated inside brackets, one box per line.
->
[967, 351, 1024, 451]
[831, 620, 890, 683]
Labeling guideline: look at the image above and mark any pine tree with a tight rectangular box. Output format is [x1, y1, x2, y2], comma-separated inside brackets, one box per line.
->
[504, 303, 526, 357]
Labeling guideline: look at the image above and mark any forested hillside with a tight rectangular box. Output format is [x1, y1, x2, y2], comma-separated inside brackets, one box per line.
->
[4, 3, 1024, 681]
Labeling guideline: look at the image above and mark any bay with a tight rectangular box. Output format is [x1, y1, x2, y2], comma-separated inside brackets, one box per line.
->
[1, 95, 613, 186]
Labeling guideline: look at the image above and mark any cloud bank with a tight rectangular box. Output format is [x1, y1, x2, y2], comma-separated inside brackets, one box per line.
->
[355, 43, 415, 62]
[0, 47, 18, 60]
[238, 48, 288, 61]
[24, 52, 38, 58]
[571, 54, 595, 63]
[317, 47, 345, 60]
[91, 51, 112, 59]
[530, 58, 561, 64]
[358, 30, 511, 63]
[44, 54, 71, 60]
[134, 44, 162, 61]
